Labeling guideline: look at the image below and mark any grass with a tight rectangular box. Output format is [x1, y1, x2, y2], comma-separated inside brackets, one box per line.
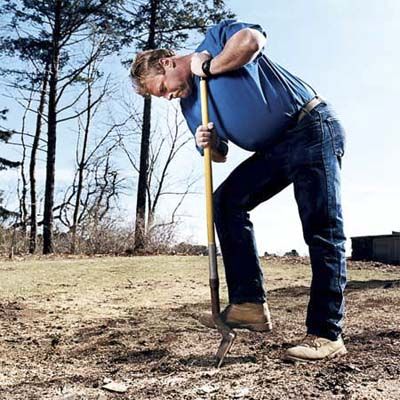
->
[1, 255, 398, 315]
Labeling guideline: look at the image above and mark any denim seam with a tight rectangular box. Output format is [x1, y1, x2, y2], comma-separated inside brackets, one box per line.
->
[321, 116, 344, 329]
[319, 114, 344, 338]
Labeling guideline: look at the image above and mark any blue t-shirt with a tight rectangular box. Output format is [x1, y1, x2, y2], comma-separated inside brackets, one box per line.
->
[180, 20, 317, 154]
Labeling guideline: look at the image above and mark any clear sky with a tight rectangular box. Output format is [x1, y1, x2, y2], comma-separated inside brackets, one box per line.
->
[1, 0, 399, 256]
[178, 0, 400, 255]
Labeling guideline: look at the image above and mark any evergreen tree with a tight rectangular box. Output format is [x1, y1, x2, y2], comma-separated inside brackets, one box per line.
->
[0, 0, 129, 253]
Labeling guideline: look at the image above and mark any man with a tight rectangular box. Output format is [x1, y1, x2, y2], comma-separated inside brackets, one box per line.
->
[131, 19, 347, 362]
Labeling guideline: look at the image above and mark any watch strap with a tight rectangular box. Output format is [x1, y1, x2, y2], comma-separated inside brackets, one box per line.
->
[201, 58, 214, 78]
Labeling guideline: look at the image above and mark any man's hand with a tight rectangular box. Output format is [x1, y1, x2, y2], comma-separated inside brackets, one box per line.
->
[195, 122, 226, 162]
[191, 51, 212, 77]
[195, 122, 217, 148]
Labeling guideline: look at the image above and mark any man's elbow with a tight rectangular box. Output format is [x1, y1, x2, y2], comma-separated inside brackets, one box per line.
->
[241, 28, 267, 54]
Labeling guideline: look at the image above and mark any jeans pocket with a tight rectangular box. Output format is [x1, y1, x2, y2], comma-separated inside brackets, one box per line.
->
[326, 117, 346, 158]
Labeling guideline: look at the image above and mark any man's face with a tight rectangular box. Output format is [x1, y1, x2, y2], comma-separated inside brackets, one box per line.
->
[145, 58, 192, 100]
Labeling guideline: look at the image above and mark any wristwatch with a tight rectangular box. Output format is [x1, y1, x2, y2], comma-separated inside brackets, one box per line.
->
[201, 58, 214, 78]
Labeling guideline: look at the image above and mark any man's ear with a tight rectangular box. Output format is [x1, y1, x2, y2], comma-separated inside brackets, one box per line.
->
[159, 57, 175, 70]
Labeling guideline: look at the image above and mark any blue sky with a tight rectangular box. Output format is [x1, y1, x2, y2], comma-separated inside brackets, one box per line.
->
[1, 0, 399, 256]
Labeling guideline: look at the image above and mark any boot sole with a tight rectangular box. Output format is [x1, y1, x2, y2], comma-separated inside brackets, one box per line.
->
[198, 318, 272, 332]
[284, 346, 348, 363]
[228, 322, 273, 332]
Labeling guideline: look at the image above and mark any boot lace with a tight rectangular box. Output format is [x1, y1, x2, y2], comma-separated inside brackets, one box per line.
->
[301, 334, 322, 349]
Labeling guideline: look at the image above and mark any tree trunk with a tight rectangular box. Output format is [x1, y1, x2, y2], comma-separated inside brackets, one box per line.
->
[19, 99, 31, 235]
[71, 73, 93, 253]
[30, 63, 49, 254]
[43, 0, 61, 254]
[133, 0, 159, 252]
[134, 96, 152, 251]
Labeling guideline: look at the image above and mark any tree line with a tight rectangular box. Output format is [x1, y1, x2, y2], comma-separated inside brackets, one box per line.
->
[0, 0, 233, 256]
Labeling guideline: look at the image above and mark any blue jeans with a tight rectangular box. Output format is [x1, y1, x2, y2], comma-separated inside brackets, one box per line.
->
[213, 102, 347, 340]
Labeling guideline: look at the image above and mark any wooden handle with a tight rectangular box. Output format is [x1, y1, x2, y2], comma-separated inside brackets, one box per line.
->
[200, 78, 215, 245]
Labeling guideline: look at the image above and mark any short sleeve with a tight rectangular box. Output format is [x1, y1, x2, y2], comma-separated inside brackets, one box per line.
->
[196, 19, 267, 57]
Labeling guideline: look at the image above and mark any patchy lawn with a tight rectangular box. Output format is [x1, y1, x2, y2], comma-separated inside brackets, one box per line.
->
[0, 255, 399, 399]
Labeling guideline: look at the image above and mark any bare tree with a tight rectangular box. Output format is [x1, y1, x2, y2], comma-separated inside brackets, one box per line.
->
[52, 50, 132, 253]
[29, 62, 50, 253]
[121, 0, 234, 251]
[146, 107, 200, 228]
[17, 87, 36, 235]
[54, 144, 126, 246]
[120, 103, 200, 250]
[67, 40, 113, 252]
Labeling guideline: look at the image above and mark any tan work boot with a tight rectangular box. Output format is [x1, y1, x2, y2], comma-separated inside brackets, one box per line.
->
[198, 302, 272, 332]
[284, 334, 347, 362]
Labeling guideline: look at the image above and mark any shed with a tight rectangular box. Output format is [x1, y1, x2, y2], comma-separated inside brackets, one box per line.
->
[351, 231, 400, 265]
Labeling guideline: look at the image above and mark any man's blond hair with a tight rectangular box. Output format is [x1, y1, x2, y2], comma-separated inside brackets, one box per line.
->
[130, 49, 175, 96]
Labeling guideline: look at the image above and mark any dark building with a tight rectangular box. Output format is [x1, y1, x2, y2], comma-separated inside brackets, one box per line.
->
[351, 231, 400, 265]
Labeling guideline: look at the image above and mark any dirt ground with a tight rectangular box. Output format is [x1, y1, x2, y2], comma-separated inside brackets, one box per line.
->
[0, 255, 399, 400]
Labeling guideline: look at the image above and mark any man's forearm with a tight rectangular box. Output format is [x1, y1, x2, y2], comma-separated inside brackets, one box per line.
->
[211, 149, 227, 163]
[210, 28, 266, 75]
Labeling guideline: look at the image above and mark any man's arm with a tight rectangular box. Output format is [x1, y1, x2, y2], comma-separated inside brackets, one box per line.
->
[191, 28, 266, 76]
[211, 28, 266, 74]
